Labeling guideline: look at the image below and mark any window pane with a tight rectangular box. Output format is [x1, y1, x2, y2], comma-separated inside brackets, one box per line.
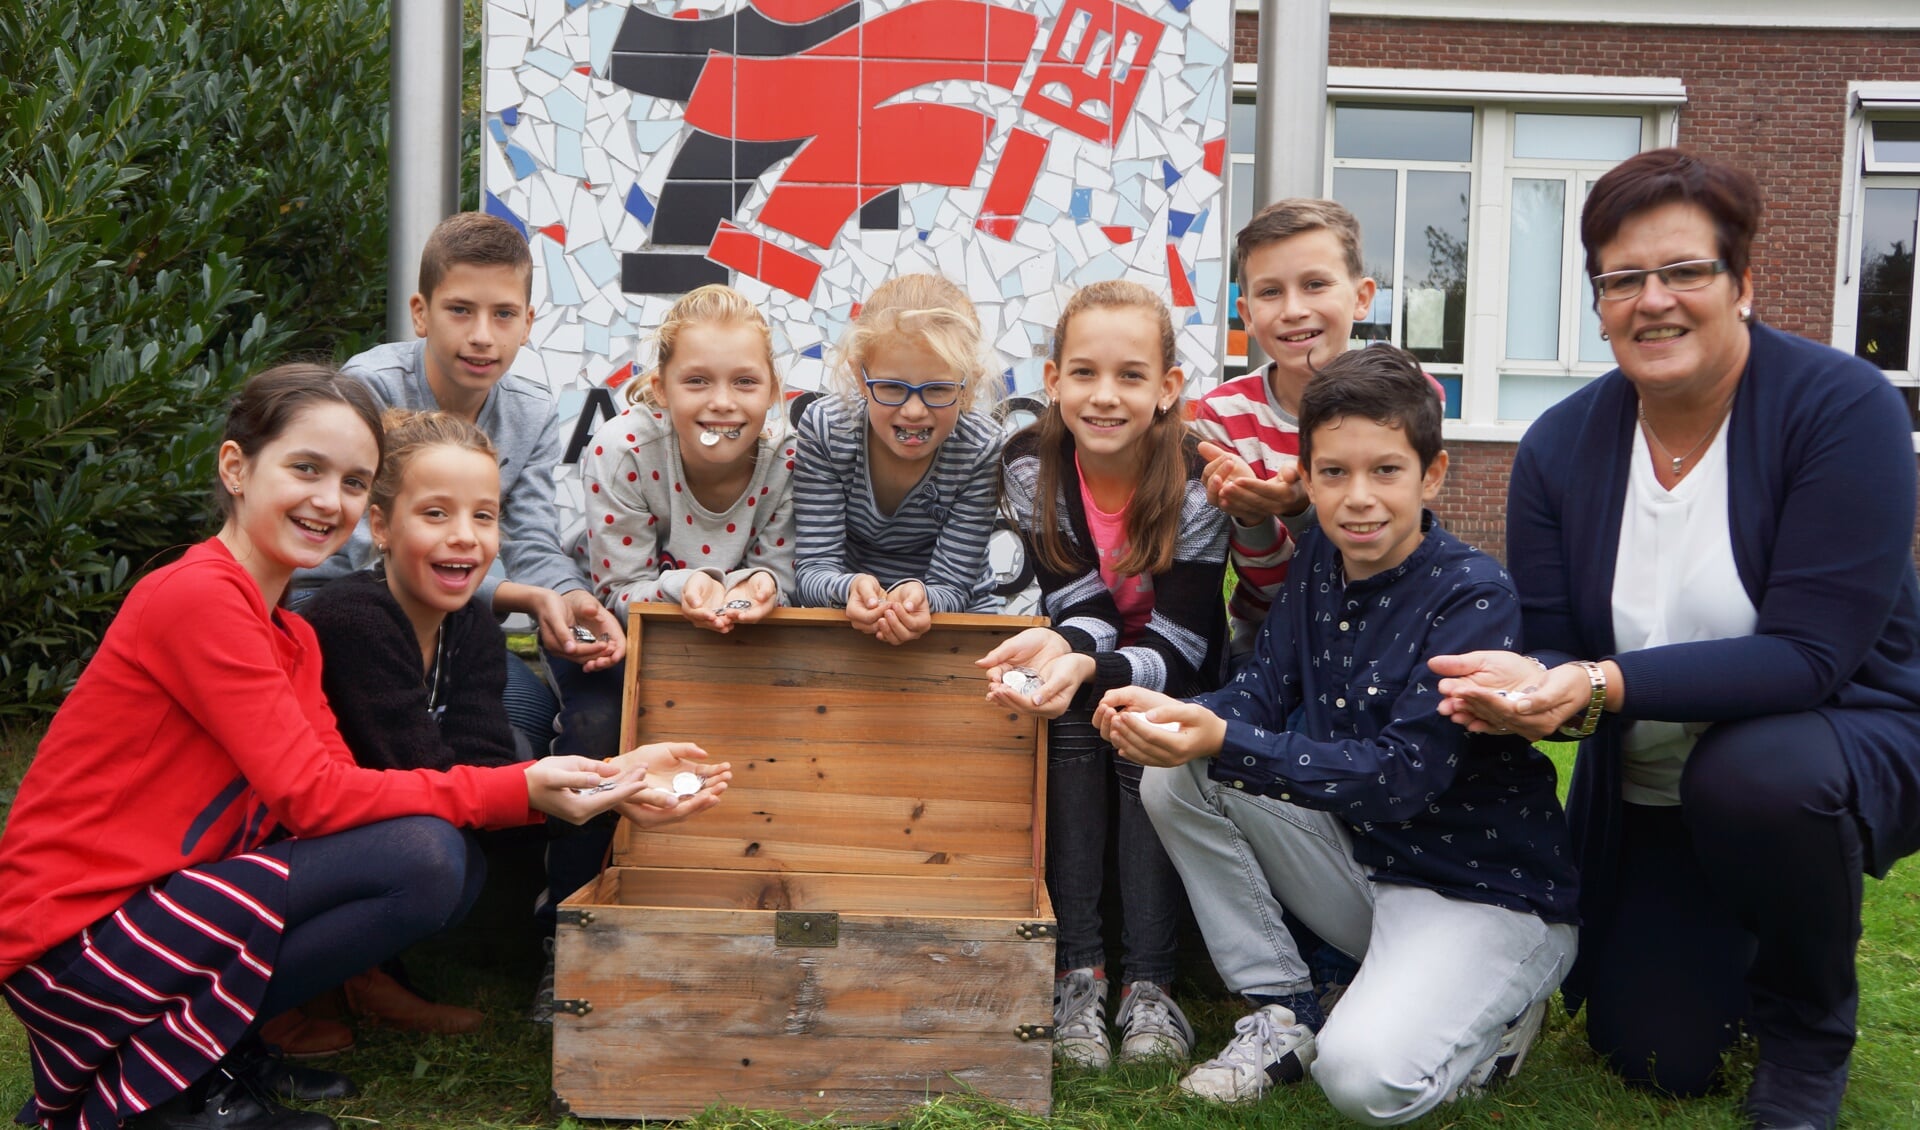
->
[1870, 120, 1920, 165]
[1230, 161, 1254, 245]
[1402, 170, 1469, 365]
[1231, 99, 1256, 156]
[1513, 113, 1641, 161]
[1332, 166, 1396, 345]
[1506, 178, 1566, 361]
[1579, 277, 1613, 364]
[1856, 187, 1918, 372]
[1333, 104, 1472, 162]
[1500, 375, 1595, 420]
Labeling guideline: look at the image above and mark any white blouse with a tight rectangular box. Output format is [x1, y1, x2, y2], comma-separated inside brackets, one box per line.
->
[1610, 413, 1758, 806]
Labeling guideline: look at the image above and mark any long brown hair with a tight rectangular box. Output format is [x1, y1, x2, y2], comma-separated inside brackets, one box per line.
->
[1028, 280, 1189, 578]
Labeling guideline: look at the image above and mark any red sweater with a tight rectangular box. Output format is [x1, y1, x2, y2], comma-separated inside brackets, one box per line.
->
[0, 539, 538, 983]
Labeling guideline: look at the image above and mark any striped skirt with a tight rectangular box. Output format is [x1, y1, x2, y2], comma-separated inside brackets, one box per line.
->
[3, 848, 291, 1130]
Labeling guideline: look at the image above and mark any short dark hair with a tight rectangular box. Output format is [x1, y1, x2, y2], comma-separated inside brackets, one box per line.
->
[1298, 345, 1442, 473]
[417, 212, 534, 301]
[1580, 148, 1763, 283]
[218, 363, 385, 518]
[1233, 198, 1366, 287]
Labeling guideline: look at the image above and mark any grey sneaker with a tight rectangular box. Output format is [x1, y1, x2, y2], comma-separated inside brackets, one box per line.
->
[1052, 968, 1111, 1070]
[1454, 998, 1547, 1099]
[1114, 981, 1194, 1065]
[1178, 1004, 1316, 1104]
[527, 936, 556, 1025]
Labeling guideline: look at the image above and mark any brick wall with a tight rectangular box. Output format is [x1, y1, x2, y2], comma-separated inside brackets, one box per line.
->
[1228, 15, 1920, 563]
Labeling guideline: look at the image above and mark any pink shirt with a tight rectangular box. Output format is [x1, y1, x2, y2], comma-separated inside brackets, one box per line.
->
[1076, 455, 1155, 645]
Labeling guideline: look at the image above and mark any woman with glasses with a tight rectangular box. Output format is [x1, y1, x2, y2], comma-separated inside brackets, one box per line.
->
[792, 273, 1005, 642]
[1428, 148, 1920, 1129]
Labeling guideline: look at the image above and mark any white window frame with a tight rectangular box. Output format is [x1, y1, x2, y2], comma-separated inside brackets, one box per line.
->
[1227, 66, 1682, 440]
[1832, 83, 1920, 446]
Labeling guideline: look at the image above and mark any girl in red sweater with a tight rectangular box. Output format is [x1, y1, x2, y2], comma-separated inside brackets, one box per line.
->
[0, 365, 707, 1130]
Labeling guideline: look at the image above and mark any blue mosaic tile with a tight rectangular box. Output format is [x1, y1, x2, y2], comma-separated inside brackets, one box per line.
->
[1163, 160, 1182, 188]
[484, 190, 526, 239]
[500, 105, 518, 127]
[1070, 187, 1093, 223]
[505, 142, 537, 180]
[624, 184, 655, 225]
[1168, 209, 1196, 239]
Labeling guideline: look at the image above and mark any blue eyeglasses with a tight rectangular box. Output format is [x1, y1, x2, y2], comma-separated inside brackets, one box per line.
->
[862, 370, 962, 408]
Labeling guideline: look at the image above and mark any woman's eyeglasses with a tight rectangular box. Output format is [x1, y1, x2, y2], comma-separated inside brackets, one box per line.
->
[862, 371, 962, 408]
[1591, 258, 1728, 301]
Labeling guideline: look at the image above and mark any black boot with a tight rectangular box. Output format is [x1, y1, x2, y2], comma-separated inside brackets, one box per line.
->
[124, 1063, 338, 1129]
[239, 1036, 359, 1101]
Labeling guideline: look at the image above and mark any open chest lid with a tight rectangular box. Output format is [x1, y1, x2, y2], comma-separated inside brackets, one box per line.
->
[610, 606, 1050, 884]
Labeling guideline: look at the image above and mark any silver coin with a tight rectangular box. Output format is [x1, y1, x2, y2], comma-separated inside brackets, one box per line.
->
[699, 430, 721, 447]
[570, 781, 618, 796]
[1001, 667, 1042, 700]
[570, 625, 598, 644]
[723, 598, 753, 611]
[671, 771, 702, 799]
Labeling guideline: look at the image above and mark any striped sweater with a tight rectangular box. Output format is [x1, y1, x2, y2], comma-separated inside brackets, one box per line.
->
[1190, 367, 1300, 655]
[791, 397, 1003, 612]
[1001, 429, 1230, 702]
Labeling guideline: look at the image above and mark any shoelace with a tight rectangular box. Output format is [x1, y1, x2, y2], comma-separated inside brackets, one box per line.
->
[1053, 971, 1105, 1036]
[1208, 1007, 1286, 1071]
[1117, 983, 1193, 1046]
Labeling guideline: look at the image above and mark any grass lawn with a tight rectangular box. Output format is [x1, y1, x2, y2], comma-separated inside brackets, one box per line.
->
[2, 730, 1916, 1128]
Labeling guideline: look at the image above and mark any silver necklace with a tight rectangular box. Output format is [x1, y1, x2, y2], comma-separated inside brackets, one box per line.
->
[1637, 399, 1730, 476]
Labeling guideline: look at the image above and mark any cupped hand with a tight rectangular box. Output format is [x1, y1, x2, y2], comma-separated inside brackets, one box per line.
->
[714, 570, 780, 631]
[524, 755, 662, 824]
[555, 589, 626, 670]
[874, 580, 932, 645]
[845, 574, 888, 636]
[1430, 651, 1584, 741]
[976, 627, 1074, 686]
[1094, 686, 1224, 767]
[986, 651, 1092, 719]
[1198, 441, 1306, 523]
[679, 572, 727, 633]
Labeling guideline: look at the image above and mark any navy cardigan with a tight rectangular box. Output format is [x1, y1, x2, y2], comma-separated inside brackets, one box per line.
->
[1509, 323, 1920, 1003]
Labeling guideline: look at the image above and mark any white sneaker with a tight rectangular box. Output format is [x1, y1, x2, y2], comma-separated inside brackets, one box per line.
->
[1114, 981, 1194, 1065]
[1178, 1004, 1317, 1104]
[1052, 968, 1111, 1070]
[1454, 998, 1547, 1099]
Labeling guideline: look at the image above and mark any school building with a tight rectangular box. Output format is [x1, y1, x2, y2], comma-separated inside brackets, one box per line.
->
[1220, 0, 1920, 560]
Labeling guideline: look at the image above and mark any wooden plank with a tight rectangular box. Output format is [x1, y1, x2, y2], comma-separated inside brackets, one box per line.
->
[552, 901, 1053, 1121]
[659, 743, 1042, 802]
[612, 828, 1034, 877]
[605, 867, 1042, 916]
[553, 1031, 1051, 1121]
[631, 684, 1035, 751]
[627, 604, 1046, 632]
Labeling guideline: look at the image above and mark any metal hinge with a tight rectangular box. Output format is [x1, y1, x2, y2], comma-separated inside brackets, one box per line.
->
[552, 998, 593, 1017]
[1015, 1023, 1055, 1041]
[775, 911, 840, 947]
[557, 908, 595, 927]
[1013, 921, 1054, 940]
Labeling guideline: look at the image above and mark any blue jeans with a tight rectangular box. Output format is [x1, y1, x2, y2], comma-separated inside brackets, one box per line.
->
[1047, 708, 1183, 985]
[531, 648, 626, 928]
[258, 817, 486, 1018]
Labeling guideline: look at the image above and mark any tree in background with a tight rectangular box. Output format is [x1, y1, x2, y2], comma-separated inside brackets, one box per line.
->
[0, 0, 394, 718]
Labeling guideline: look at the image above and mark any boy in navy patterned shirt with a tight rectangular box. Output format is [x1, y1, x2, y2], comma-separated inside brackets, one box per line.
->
[1099, 345, 1578, 1122]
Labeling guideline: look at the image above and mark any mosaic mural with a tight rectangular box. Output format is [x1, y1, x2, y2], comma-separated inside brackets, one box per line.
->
[482, 0, 1233, 594]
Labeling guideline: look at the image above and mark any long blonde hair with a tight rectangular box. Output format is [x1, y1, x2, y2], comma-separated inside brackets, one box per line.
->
[1028, 280, 1190, 578]
[629, 284, 780, 409]
[829, 273, 999, 414]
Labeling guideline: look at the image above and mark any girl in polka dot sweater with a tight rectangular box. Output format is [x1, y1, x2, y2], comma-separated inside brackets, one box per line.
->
[578, 285, 797, 632]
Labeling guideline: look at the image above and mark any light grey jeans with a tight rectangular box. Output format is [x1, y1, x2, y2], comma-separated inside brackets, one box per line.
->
[1141, 759, 1577, 1125]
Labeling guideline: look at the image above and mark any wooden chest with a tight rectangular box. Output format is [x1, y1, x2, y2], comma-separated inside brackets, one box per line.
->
[551, 606, 1057, 1122]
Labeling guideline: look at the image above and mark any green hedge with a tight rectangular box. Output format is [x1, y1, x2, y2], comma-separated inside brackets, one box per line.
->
[0, 0, 392, 718]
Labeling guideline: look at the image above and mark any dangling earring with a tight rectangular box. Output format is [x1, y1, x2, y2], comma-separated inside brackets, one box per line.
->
[1739, 305, 1752, 322]
[1599, 330, 1609, 342]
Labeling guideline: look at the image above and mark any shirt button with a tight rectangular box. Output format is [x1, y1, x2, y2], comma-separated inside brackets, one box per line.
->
[1244, 757, 1256, 766]
[1335, 697, 1346, 708]
[1231, 780, 1245, 789]
[1367, 687, 1379, 696]
[1338, 620, 1350, 631]
[1280, 792, 1291, 801]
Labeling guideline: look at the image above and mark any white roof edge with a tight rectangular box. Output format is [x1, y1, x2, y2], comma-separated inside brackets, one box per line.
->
[1854, 82, 1920, 110]
[1231, 0, 1920, 29]
[1231, 64, 1687, 105]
